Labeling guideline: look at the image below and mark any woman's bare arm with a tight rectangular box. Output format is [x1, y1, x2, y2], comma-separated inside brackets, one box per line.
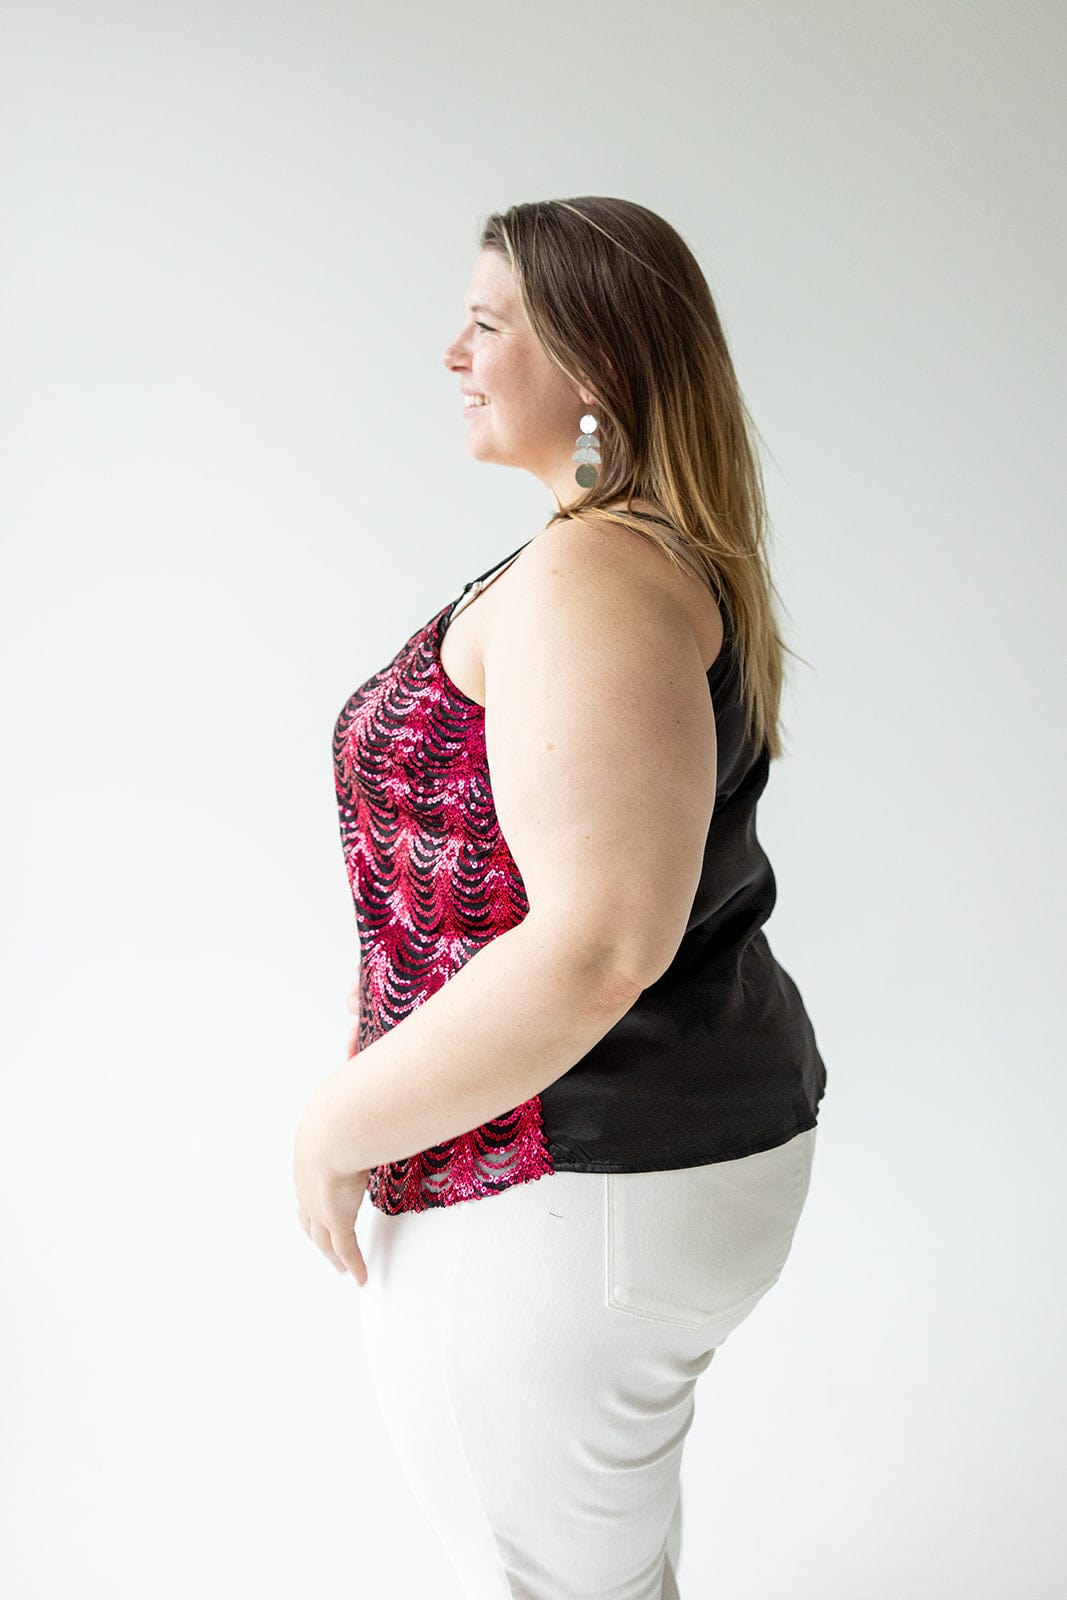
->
[482, 516, 718, 986]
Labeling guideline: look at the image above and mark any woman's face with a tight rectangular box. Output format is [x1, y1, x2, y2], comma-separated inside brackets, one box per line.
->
[442, 248, 596, 504]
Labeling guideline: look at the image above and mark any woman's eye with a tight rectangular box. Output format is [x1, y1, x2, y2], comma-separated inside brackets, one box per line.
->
[475, 321, 495, 332]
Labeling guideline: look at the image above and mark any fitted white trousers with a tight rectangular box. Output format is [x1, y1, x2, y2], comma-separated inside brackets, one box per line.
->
[356, 1126, 817, 1599]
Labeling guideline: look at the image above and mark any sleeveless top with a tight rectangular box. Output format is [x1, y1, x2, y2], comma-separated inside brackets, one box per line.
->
[332, 513, 828, 1214]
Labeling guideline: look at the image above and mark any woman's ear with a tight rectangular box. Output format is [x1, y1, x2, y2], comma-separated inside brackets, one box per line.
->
[579, 353, 616, 405]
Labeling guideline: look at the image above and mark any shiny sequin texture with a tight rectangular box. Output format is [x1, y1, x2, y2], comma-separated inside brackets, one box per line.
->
[333, 589, 557, 1215]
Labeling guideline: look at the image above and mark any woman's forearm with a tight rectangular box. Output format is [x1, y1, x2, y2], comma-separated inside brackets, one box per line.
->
[316, 911, 645, 1173]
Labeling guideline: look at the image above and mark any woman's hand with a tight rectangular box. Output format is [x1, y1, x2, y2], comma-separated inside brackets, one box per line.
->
[293, 1069, 370, 1286]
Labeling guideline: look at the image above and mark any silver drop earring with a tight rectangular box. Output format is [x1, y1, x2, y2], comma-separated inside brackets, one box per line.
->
[573, 411, 601, 488]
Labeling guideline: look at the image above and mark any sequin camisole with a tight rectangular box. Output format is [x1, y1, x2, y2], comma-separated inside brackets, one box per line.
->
[332, 514, 827, 1214]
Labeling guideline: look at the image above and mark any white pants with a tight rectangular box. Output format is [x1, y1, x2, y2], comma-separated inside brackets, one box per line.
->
[356, 1126, 818, 1599]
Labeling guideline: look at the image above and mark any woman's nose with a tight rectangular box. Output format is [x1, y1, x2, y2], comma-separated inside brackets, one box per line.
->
[443, 328, 474, 365]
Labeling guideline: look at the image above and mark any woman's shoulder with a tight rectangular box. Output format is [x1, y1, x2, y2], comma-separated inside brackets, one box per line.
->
[515, 505, 688, 587]
[506, 509, 724, 675]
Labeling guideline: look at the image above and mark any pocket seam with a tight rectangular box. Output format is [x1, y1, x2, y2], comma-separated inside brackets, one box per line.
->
[604, 1133, 814, 1329]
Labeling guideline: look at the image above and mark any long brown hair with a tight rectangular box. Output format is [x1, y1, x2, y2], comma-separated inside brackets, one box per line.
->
[479, 196, 810, 762]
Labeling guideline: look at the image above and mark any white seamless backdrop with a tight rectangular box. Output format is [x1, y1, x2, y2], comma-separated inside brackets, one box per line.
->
[2, 2, 1065, 1597]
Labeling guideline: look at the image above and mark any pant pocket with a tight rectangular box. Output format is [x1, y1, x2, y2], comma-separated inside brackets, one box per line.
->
[604, 1129, 816, 1330]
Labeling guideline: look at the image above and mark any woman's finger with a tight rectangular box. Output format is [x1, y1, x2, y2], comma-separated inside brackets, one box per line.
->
[332, 1229, 368, 1286]
[309, 1218, 349, 1275]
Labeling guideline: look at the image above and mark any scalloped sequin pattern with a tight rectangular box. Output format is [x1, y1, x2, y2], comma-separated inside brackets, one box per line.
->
[333, 602, 556, 1214]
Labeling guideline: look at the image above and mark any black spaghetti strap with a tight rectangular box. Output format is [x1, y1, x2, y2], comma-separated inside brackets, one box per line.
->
[623, 510, 682, 531]
[445, 538, 535, 628]
[464, 538, 535, 589]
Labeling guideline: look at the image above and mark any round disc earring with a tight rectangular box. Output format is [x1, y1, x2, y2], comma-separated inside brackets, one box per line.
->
[573, 412, 601, 488]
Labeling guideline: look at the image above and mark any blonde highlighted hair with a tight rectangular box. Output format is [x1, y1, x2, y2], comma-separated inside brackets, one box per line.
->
[479, 196, 811, 762]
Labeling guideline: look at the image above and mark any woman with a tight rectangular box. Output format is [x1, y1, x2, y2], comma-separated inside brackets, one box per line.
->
[294, 196, 828, 1599]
